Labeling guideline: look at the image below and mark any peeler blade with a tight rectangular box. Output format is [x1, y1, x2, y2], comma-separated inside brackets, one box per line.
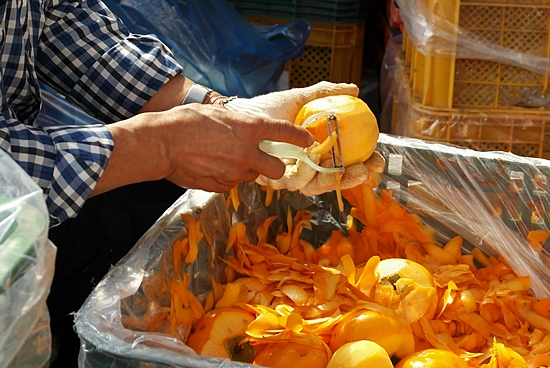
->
[327, 114, 344, 172]
[259, 112, 345, 174]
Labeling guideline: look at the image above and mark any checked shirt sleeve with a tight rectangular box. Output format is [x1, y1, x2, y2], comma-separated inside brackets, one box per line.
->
[36, 0, 183, 122]
[0, 111, 113, 227]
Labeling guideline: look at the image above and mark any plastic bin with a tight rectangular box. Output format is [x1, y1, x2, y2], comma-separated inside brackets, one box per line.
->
[401, 0, 550, 110]
[75, 133, 550, 366]
[247, 17, 365, 87]
[228, 0, 368, 24]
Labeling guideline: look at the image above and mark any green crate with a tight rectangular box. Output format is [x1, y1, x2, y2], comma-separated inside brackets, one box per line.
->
[228, 0, 368, 24]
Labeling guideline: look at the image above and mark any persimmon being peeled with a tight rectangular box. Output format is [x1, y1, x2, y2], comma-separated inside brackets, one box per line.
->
[186, 307, 255, 361]
[294, 95, 379, 167]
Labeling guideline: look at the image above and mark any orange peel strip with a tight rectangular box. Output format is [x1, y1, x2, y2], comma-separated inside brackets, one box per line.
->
[230, 185, 240, 211]
[216, 282, 241, 308]
[181, 214, 203, 264]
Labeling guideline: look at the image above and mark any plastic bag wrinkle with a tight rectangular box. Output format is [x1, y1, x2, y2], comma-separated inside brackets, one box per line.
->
[396, 0, 550, 78]
[105, 0, 310, 98]
[0, 151, 55, 368]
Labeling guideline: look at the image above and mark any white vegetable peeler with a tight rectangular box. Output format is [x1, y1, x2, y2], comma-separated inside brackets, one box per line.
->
[259, 112, 344, 174]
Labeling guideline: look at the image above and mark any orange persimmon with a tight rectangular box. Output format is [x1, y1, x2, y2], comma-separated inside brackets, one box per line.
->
[253, 341, 329, 368]
[327, 340, 393, 368]
[395, 349, 468, 368]
[186, 307, 255, 361]
[329, 303, 415, 359]
[375, 258, 439, 322]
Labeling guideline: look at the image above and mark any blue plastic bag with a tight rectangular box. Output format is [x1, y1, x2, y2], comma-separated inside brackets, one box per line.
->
[104, 0, 310, 97]
[36, 83, 105, 127]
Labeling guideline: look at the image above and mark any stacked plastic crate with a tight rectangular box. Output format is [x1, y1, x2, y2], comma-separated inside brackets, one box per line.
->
[391, 0, 550, 159]
[228, 0, 368, 88]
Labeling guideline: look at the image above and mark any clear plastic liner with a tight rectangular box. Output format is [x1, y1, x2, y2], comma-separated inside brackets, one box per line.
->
[0, 150, 56, 368]
[75, 133, 550, 366]
[75, 190, 262, 367]
[396, 0, 550, 79]
[382, 47, 550, 160]
[377, 133, 550, 298]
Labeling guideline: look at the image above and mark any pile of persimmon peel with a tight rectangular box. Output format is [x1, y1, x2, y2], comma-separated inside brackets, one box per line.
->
[154, 184, 550, 368]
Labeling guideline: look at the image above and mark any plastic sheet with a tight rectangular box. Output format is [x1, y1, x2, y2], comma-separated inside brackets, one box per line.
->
[75, 133, 550, 367]
[36, 82, 105, 128]
[103, 0, 310, 98]
[0, 150, 56, 368]
[376, 134, 550, 299]
[381, 49, 550, 160]
[395, 0, 550, 115]
[396, 0, 550, 78]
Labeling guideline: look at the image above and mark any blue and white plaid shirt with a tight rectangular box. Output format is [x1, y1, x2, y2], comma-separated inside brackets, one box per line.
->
[1, 0, 183, 226]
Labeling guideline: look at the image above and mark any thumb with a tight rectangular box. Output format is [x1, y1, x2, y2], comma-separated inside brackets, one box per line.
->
[225, 82, 360, 122]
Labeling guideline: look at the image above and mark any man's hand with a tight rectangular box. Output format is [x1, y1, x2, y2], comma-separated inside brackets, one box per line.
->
[162, 104, 314, 192]
[222, 81, 384, 196]
[224, 81, 360, 123]
[92, 80, 365, 197]
[93, 104, 313, 196]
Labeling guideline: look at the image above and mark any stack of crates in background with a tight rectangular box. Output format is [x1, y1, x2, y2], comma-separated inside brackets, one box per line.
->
[228, 0, 367, 88]
[392, 0, 550, 159]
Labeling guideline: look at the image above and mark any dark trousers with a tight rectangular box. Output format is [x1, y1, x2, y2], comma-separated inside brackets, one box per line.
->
[46, 180, 186, 367]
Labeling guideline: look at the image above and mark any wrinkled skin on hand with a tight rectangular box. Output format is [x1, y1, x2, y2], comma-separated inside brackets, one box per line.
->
[159, 104, 313, 193]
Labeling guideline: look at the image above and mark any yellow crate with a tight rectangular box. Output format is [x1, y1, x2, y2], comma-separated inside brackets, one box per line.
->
[402, 0, 550, 110]
[408, 105, 550, 159]
[391, 59, 550, 159]
[247, 17, 365, 87]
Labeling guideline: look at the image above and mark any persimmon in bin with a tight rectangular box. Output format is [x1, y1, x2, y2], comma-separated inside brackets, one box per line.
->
[327, 340, 393, 368]
[186, 307, 255, 361]
[329, 303, 415, 360]
[375, 258, 439, 322]
[294, 95, 379, 167]
[395, 349, 469, 368]
[253, 341, 329, 368]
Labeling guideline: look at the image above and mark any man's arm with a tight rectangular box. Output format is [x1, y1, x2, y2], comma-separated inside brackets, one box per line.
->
[137, 74, 227, 113]
[91, 104, 314, 196]
[37, 0, 185, 123]
[0, 109, 113, 226]
[33, 0, 323, 220]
